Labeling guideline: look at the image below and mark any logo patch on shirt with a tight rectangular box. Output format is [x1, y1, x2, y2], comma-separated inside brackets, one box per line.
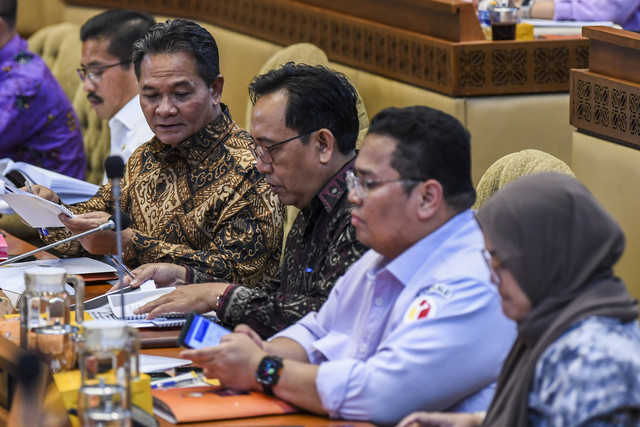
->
[405, 296, 437, 322]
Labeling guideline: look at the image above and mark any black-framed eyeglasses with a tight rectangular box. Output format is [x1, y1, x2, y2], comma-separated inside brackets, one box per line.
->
[77, 60, 130, 83]
[345, 170, 422, 199]
[482, 248, 503, 285]
[249, 129, 319, 164]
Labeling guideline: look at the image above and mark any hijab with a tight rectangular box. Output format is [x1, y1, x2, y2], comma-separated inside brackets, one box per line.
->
[476, 173, 638, 426]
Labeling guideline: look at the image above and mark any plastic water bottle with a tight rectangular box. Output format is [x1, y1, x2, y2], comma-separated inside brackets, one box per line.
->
[477, 0, 492, 29]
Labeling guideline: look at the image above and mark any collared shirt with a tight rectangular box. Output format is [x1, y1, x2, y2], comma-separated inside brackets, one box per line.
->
[275, 210, 517, 425]
[216, 158, 368, 338]
[43, 105, 284, 286]
[0, 34, 85, 179]
[105, 94, 154, 184]
[554, 0, 640, 31]
[529, 316, 640, 426]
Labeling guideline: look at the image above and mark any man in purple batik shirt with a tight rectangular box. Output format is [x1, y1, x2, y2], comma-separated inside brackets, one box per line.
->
[0, 0, 86, 179]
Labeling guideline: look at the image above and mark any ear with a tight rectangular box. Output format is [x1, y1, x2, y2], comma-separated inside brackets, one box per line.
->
[315, 128, 337, 165]
[209, 75, 224, 105]
[416, 179, 444, 220]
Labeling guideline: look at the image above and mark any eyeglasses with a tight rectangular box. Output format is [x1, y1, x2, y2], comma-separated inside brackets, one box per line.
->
[346, 170, 422, 199]
[249, 129, 318, 164]
[77, 60, 130, 83]
[482, 248, 503, 285]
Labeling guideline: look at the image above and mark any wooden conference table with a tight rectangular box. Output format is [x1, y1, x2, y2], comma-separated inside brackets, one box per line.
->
[2, 230, 375, 427]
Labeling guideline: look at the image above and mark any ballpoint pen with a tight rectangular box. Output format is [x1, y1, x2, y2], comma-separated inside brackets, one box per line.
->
[24, 180, 48, 236]
[151, 371, 202, 389]
[108, 254, 135, 279]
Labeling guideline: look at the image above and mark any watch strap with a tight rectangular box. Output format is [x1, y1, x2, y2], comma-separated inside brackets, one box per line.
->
[520, 0, 535, 19]
[255, 355, 283, 396]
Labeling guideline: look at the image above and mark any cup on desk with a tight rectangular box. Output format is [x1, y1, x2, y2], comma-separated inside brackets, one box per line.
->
[490, 7, 518, 41]
[33, 321, 79, 373]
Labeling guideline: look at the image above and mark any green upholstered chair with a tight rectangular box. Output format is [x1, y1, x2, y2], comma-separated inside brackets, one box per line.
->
[28, 22, 110, 185]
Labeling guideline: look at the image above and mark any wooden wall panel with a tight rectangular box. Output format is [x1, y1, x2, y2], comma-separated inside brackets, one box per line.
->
[65, 0, 588, 96]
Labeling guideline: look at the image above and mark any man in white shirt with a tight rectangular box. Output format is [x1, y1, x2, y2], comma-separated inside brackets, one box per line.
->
[78, 10, 155, 182]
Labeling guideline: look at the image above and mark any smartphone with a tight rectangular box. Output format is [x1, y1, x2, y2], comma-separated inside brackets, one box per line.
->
[177, 312, 230, 349]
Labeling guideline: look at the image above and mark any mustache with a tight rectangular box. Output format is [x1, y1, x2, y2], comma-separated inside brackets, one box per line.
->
[87, 93, 103, 103]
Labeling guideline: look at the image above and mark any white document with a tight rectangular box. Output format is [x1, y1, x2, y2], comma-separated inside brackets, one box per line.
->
[0, 257, 117, 296]
[0, 158, 99, 204]
[107, 286, 175, 319]
[139, 354, 192, 373]
[0, 189, 76, 227]
[85, 282, 187, 328]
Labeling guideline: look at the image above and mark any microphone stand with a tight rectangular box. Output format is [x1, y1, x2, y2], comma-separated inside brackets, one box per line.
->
[105, 156, 126, 319]
[0, 220, 116, 266]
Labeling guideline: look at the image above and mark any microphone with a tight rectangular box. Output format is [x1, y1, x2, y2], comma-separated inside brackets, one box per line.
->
[0, 213, 131, 266]
[105, 155, 127, 318]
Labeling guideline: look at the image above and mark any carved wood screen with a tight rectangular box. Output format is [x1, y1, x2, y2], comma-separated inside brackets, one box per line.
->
[571, 27, 640, 148]
[65, 0, 588, 96]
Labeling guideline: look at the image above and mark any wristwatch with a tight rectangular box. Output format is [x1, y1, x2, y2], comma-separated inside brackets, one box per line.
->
[520, 0, 535, 19]
[255, 355, 283, 395]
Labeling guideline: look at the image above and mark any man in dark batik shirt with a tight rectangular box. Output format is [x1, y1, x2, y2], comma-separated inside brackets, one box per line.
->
[128, 63, 368, 338]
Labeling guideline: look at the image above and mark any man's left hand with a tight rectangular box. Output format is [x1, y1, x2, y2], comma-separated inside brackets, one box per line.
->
[181, 328, 266, 391]
[59, 211, 132, 254]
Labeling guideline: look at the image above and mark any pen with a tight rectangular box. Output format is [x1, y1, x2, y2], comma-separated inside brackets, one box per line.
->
[24, 180, 48, 236]
[151, 371, 201, 389]
[108, 254, 135, 279]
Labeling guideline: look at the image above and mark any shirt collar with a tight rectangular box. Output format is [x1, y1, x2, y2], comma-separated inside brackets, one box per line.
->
[385, 209, 475, 287]
[313, 156, 356, 214]
[150, 104, 234, 168]
[109, 94, 143, 131]
[0, 34, 27, 64]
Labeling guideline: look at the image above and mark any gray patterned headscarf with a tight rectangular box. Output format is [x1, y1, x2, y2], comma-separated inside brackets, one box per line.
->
[477, 173, 638, 426]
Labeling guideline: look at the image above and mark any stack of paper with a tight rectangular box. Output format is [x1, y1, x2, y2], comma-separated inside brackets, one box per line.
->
[0, 258, 117, 307]
[0, 158, 99, 214]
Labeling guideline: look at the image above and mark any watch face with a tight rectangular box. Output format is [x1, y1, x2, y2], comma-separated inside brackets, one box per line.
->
[258, 358, 280, 384]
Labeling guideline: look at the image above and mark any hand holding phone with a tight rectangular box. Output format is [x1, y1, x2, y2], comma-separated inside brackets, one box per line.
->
[177, 312, 230, 349]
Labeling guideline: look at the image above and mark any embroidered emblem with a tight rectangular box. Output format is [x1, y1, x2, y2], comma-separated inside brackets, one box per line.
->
[14, 51, 33, 65]
[405, 296, 437, 322]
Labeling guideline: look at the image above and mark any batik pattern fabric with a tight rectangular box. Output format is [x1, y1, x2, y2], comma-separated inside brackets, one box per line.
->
[529, 316, 640, 427]
[216, 158, 368, 338]
[0, 34, 85, 179]
[43, 105, 284, 286]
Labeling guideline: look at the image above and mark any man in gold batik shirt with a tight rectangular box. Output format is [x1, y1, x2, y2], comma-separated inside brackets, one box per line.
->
[35, 19, 283, 286]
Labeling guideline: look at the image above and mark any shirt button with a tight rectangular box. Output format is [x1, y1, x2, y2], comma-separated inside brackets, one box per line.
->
[374, 297, 384, 306]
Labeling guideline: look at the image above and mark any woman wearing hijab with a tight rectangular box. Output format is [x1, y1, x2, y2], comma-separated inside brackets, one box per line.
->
[397, 173, 640, 427]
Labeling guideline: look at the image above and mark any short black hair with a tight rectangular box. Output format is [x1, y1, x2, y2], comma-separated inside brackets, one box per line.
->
[132, 19, 220, 86]
[368, 106, 476, 212]
[249, 62, 359, 155]
[0, 0, 17, 29]
[80, 10, 155, 67]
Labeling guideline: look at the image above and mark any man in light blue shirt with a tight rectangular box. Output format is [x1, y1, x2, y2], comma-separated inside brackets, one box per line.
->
[181, 106, 516, 425]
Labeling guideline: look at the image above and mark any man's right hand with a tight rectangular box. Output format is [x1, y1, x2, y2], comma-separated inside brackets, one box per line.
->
[133, 282, 229, 319]
[120, 263, 188, 289]
[27, 185, 60, 204]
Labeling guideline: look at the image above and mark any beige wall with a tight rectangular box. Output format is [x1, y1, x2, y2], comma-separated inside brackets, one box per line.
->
[572, 132, 640, 301]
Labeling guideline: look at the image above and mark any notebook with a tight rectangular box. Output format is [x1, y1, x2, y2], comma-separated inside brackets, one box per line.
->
[85, 284, 188, 328]
[152, 385, 298, 423]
